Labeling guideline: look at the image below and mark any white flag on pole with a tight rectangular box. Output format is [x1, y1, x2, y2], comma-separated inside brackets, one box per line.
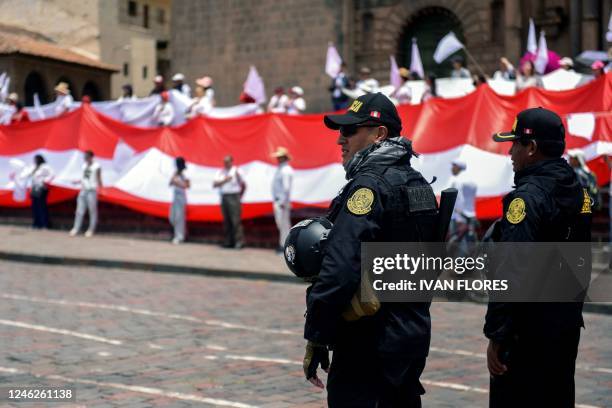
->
[389, 56, 402, 90]
[534, 31, 548, 74]
[433, 32, 464, 63]
[325, 42, 343, 78]
[243, 65, 266, 104]
[0, 76, 10, 101]
[527, 18, 537, 54]
[33, 93, 45, 119]
[410, 38, 425, 79]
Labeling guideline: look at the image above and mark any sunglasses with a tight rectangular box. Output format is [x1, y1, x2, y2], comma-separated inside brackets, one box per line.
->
[339, 123, 381, 138]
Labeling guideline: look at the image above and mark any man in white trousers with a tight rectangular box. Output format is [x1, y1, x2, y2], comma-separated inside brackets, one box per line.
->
[271, 147, 294, 253]
[70, 150, 103, 237]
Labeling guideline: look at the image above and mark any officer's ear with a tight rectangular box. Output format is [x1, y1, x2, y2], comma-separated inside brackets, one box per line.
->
[527, 139, 538, 156]
[374, 126, 388, 143]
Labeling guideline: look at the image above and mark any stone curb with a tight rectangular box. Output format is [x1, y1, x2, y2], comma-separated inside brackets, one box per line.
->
[0, 250, 609, 315]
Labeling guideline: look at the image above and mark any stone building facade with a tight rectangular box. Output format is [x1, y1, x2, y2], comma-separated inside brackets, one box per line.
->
[171, 0, 610, 112]
[0, 0, 171, 99]
[0, 25, 116, 105]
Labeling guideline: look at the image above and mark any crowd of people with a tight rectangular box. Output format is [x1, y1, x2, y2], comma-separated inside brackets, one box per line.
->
[1, 46, 610, 126]
[1, 42, 610, 252]
[14, 146, 295, 251]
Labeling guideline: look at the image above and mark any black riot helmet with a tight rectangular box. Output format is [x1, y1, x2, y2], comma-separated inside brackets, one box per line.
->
[284, 217, 333, 281]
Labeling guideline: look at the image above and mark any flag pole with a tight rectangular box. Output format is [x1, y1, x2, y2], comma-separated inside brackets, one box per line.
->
[463, 47, 487, 78]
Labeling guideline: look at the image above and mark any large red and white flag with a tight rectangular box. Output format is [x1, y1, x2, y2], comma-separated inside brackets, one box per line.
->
[1, 74, 611, 221]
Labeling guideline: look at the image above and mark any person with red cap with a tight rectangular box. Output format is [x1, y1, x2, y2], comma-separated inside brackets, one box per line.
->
[152, 91, 175, 126]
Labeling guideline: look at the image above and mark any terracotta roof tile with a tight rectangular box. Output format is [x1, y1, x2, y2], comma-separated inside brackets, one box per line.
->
[0, 31, 118, 72]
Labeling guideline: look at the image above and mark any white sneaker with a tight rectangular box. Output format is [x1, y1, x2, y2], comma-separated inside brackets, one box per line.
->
[69, 229, 78, 237]
[172, 238, 181, 245]
[84, 230, 94, 238]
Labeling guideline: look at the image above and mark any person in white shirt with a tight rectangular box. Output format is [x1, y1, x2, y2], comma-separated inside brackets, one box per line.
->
[186, 86, 213, 118]
[213, 155, 246, 249]
[355, 67, 380, 93]
[492, 57, 516, 80]
[451, 56, 471, 79]
[267, 87, 289, 113]
[153, 91, 175, 126]
[70, 150, 102, 237]
[393, 67, 413, 105]
[270, 147, 294, 253]
[54, 82, 74, 116]
[516, 60, 542, 90]
[169, 157, 190, 244]
[195, 76, 215, 111]
[286, 86, 306, 115]
[117, 84, 137, 102]
[29, 154, 54, 229]
[447, 158, 477, 237]
[172, 73, 192, 98]
[559, 57, 574, 71]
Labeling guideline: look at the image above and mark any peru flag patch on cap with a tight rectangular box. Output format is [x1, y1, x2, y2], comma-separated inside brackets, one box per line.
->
[370, 111, 381, 118]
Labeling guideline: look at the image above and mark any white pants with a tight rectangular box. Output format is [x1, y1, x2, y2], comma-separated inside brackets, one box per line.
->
[169, 197, 186, 241]
[273, 201, 291, 248]
[73, 189, 97, 233]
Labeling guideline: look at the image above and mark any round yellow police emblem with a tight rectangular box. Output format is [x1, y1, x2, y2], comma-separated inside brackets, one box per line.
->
[347, 187, 374, 215]
[506, 197, 526, 224]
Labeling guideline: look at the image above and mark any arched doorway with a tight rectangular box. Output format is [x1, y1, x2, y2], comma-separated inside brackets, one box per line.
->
[23, 71, 48, 106]
[55, 77, 78, 100]
[82, 81, 101, 101]
[397, 7, 466, 78]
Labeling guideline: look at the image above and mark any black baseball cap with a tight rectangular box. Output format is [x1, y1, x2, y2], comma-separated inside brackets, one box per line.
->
[324, 93, 402, 134]
[493, 107, 565, 143]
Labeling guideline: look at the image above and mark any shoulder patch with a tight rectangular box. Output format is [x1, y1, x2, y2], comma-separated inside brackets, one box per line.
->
[506, 197, 526, 224]
[580, 188, 592, 214]
[346, 187, 375, 215]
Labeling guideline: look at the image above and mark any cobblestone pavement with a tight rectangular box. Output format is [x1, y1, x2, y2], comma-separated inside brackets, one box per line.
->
[0, 260, 609, 407]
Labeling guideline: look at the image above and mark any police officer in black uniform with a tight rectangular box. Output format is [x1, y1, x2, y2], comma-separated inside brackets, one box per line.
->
[301, 93, 440, 407]
[485, 107, 592, 407]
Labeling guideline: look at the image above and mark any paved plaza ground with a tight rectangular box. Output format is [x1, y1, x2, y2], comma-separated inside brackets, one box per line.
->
[0, 226, 609, 407]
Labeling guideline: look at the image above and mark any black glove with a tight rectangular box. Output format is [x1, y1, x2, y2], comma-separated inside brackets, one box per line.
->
[303, 341, 330, 384]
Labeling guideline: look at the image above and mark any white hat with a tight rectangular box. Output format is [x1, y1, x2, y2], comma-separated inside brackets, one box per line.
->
[154, 75, 164, 83]
[560, 57, 574, 67]
[7, 92, 18, 102]
[54, 82, 70, 94]
[172, 73, 185, 81]
[451, 158, 467, 170]
[291, 86, 304, 96]
[358, 78, 379, 94]
[271, 146, 291, 159]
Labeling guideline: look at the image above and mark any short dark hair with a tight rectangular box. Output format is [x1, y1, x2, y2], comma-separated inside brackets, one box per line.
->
[175, 156, 186, 172]
[34, 154, 45, 165]
[519, 138, 565, 158]
[85, 150, 94, 158]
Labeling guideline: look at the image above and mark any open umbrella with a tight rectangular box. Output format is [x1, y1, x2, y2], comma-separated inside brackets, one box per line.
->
[575, 50, 610, 67]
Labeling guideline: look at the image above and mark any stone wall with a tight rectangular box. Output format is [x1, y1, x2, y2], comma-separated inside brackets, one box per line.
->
[171, 0, 341, 112]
